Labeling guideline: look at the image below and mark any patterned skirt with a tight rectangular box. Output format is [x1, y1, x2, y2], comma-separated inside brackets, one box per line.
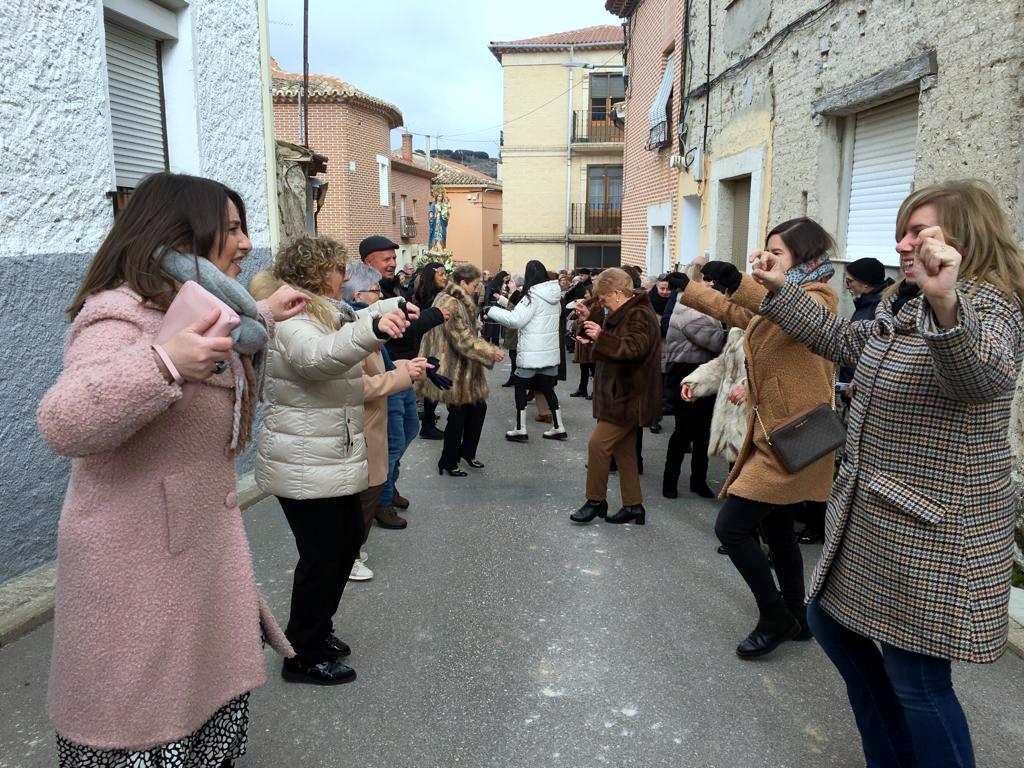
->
[56, 692, 250, 768]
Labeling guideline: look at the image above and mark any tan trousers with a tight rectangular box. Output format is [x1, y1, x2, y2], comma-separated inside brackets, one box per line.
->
[358, 483, 384, 546]
[586, 420, 642, 506]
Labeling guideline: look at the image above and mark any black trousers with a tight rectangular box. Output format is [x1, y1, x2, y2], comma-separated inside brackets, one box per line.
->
[514, 374, 559, 412]
[576, 363, 595, 394]
[664, 362, 714, 485]
[440, 400, 487, 469]
[422, 397, 438, 425]
[715, 496, 806, 614]
[278, 494, 364, 662]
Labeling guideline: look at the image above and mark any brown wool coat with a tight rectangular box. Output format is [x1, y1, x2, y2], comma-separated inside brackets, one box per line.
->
[417, 282, 499, 405]
[679, 275, 838, 505]
[763, 280, 1024, 663]
[361, 352, 413, 486]
[591, 292, 662, 427]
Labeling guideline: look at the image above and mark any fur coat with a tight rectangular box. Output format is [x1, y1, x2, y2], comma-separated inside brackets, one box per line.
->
[591, 292, 663, 427]
[418, 281, 499, 405]
[682, 327, 748, 463]
[679, 275, 838, 505]
[36, 287, 292, 751]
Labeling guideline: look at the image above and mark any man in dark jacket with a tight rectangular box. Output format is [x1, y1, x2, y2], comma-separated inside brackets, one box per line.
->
[840, 257, 893, 384]
[359, 236, 449, 525]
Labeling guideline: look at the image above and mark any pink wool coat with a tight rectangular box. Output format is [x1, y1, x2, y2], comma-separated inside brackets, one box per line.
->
[37, 286, 292, 751]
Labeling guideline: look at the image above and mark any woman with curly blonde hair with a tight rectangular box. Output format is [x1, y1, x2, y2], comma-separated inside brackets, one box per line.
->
[251, 235, 410, 686]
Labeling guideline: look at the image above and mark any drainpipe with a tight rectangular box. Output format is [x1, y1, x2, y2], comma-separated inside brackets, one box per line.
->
[255, 0, 280, 252]
[564, 45, 574, 271]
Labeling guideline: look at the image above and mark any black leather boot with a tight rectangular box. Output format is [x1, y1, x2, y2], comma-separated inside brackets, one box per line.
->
[689, 477, 715, 498]
[661, 474, 679, 499]
[736, 602, 801, 659]
[606, 505, 646, 525]
[570, 499, 608, 524]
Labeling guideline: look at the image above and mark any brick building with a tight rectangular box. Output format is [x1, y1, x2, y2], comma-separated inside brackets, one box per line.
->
[271, 59, 433, 262]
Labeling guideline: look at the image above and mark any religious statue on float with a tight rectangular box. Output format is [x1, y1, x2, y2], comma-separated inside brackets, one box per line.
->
[428, 188, 451, 250]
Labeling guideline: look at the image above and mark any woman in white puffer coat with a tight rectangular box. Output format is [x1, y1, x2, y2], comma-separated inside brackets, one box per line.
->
[251, 235, 409, 687]
[486, 259, 567, 441]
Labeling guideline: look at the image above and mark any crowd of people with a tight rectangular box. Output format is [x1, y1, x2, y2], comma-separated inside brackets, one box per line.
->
[36, 170, 1024, 768]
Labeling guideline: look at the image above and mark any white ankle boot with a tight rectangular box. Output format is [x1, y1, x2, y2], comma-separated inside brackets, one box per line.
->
[506, 409, 529, 442]
[543, 408, 568, 440]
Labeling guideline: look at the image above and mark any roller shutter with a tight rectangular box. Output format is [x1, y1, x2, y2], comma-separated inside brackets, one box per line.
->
[844, 97, 918, 266]
[105, 22, 168, 188]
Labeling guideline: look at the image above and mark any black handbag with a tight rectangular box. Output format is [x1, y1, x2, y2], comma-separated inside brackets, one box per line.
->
[753, 376, 846, 474]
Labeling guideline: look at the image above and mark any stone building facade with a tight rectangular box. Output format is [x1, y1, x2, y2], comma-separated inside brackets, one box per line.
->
[272, 61, 433, 264]
[607, 0, 1024, 317]
[0, 0, 279, 584]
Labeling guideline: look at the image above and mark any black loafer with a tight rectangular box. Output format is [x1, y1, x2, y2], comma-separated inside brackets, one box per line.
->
[282, 657, 357, 685]
[570, 499, 608, 524]
[464, 458, 485, 469]
[324, 634, 351, 658]
[736, 616, 801, 659]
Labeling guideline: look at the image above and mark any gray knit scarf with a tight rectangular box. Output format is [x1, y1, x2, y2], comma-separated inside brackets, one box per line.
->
[159, 249, 270, 453]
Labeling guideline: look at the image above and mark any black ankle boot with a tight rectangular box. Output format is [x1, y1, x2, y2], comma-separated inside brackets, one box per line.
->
[282, 656, 357, 685]
[736, 603, 801, 659]
[689, 477, 714, 498]
[662, 475, 679, 499]
[606, 504, 646, 525]
[570, 499, 607, 524]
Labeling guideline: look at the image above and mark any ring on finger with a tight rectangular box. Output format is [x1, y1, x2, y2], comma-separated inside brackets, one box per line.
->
[213, 360, 228, 374]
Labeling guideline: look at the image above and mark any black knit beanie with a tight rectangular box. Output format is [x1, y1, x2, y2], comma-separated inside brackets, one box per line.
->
[846, 257, 886, 286]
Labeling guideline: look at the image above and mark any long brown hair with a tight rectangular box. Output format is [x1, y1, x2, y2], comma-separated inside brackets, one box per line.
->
[67, 172, 247, 319]
[895, 179, 1024, 299]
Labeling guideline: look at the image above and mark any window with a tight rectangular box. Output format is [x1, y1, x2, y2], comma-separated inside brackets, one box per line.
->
[492, 223, 500, 246]
[575, 245, 621, 269]
[391, 193, 396, 223]
[647, 56, 674, 150]
[590, 73, 625, 123]
[587, 166, 623, 210]
[377, 155, 390, 207]
[104, 21, 169, 203]
[842, 97, 918, 266]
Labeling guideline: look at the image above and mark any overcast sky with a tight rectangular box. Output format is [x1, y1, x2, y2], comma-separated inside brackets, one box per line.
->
[267, 0, 621, 157]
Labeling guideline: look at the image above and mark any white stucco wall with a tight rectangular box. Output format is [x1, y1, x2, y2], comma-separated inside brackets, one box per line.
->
[0, 0, 274, 583]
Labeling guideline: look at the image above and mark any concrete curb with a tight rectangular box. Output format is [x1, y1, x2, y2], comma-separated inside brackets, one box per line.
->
[0, 473, 269, 649]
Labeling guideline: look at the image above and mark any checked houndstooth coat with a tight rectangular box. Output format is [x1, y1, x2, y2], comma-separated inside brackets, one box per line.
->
[762, 279, 1024, 663]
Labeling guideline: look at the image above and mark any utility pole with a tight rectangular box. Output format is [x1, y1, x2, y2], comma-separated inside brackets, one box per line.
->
[302, 0, 309, 147]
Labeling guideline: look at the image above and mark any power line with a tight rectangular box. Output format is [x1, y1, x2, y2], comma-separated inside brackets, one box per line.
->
[404, 47, 624, 142]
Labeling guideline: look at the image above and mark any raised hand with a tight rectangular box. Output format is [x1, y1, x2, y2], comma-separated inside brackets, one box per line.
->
[493, 349, 505, 363]
[377, 309, 409, 339]
[680, 382, 695, 402]
[160, 309, 235, 382]
[701, 261, 743, 292]
[266, 285, 307, 321]
[403, 301, 421, 320]
[582, 320, 602, 339]
[749, 251, 786, 292]
[405, 356, 430, 380]
[575, 302, 591, 320]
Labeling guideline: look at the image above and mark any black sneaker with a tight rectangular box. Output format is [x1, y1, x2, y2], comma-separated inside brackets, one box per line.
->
[282, 656, 357, 685]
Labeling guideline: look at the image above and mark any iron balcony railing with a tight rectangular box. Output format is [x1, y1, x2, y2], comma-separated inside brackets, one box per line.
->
[571, 203, 622, 236]
[571, 110, 624, 143]
[400, 216, 417, 239]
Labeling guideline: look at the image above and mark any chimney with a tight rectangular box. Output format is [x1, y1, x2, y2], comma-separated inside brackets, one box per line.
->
[401, 132, 413, 163]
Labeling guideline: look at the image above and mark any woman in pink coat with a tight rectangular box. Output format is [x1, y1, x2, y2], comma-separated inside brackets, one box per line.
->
[37, 173, 306, 767]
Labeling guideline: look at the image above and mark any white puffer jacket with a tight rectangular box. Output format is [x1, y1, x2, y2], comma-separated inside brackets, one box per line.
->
[251, 273, 400, 500]
[486, 279, 562, 369]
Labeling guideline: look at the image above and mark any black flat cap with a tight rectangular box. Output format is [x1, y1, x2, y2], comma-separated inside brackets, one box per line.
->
[359, 236, 400, 260]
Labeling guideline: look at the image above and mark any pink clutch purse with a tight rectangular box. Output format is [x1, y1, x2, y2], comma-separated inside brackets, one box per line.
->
[156, 280, 240, 345]
[155, 281, 240, 405]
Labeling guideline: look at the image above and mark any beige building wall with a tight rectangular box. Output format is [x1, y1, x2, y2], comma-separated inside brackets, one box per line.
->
[499, 48, 624, 276]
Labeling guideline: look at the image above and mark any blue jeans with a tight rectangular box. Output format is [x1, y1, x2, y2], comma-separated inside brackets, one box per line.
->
[807, 599, 976, 768]
[381, 388, 419, 508]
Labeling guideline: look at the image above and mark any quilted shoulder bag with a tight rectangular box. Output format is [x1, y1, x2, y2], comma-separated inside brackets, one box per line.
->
[752, 370, 846, 474]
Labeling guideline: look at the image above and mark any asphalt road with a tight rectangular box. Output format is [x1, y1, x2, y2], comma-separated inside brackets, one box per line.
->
[3, 364, 1024, 767]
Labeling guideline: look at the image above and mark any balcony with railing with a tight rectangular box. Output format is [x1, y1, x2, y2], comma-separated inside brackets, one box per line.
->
[571, 203, 621, 236]
[571, 110, 624, 145]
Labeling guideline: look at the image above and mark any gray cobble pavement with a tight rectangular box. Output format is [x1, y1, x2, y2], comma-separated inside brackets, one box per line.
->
[2, 364, 1024, 767]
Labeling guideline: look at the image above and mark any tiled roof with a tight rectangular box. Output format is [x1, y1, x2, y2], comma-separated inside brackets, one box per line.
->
[392, 152, 502, 189]
[270, 58, 403, 129]
[488, 25, 624, 61]
[604, 0, 639, 17]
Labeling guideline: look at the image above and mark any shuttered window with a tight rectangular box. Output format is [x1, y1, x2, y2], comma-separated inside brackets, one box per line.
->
[105, 22, 168, 189]
[646, 57, 674, 150]
[844, 97, 918, 266]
